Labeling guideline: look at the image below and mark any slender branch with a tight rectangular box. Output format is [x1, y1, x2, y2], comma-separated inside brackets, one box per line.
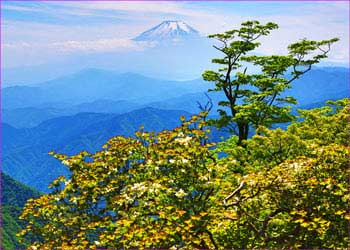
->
[241, 208, 265, 222]
[224, 215, 238, 221]
[268, 91, 278, 107]
[225, 185, 262, 207]
[259, 208, 284, 236]
[223, 181, 245, 206]
[206, 230, 219, 249]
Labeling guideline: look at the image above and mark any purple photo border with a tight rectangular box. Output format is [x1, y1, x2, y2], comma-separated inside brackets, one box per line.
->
[0, 0, 349, 1]
[0, 1, 349, 249]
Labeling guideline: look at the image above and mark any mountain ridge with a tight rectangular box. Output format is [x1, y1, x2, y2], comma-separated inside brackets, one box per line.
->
[2, 67, 348, 128]
[3, 107, 193, 192]
[2, 68, 210, 109]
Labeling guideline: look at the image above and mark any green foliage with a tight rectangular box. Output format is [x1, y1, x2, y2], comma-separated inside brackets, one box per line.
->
[289, 98, 350, 146]
[18, 99, 349, 249]
[214, 98, 350, 248]
[216, 144, 349, 248]
[1, 172, 42, 250]
[18, 113, 224, 249]
[203, 20, 339, 145]
[2, 206, 24, 250]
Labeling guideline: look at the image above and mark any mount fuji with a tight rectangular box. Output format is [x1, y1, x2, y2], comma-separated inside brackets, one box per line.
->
[133, 20, 200, 42]
[3, 21, 211, 84]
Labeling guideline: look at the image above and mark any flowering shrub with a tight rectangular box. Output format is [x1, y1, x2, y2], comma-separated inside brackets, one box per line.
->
[18, 99, 350, 249]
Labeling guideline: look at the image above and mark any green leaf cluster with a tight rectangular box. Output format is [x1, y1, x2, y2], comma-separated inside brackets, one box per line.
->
[203, 20, 339, 145]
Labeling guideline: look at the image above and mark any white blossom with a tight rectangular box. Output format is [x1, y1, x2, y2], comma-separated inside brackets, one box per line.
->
[199, 175, 208, 181]
[175, 189, 187, 198]
[152, 183, 162, 189]
[70, 197, 77, 204]
[62, 160, 69, 165]
[175, 136, 192, 145]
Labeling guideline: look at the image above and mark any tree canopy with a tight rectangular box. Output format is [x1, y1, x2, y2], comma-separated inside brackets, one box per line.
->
[18, 98, 350, 249]
[202, 20, 339, 145]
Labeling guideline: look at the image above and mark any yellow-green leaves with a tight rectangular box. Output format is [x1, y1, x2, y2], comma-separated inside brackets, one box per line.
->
[18, 99, 349, 249]
[19, 112, 223, 249]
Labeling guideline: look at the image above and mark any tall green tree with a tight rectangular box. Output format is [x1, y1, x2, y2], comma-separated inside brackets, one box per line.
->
[203, 20, 339, 145]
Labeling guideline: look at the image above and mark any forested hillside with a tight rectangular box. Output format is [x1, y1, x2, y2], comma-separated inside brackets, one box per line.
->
[1, 173, 41, 249]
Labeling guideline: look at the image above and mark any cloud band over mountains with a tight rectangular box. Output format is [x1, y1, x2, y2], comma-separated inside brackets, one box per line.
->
[4, 39, 156, 53]
[2, 1, 349, 68]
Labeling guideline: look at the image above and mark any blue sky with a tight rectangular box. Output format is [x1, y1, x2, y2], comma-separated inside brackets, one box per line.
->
[2, 1, 349, 68]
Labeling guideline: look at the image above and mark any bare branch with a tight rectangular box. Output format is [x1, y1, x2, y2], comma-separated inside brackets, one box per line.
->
[197, 93, 213, 113]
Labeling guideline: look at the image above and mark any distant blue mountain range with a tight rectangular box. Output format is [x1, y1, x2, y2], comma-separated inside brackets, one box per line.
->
[2, 66, 349, 192]
[3, 67, 349, 128]
[2, 69, 210, 109]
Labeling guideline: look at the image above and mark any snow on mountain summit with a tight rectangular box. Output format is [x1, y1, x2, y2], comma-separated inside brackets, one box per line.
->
[133, 20, 200, 42]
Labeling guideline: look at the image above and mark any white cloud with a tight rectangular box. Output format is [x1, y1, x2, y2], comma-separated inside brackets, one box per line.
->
[2, 2, 101, 17]
[2, 20, 139, 42]
[58, 1, 202, 16]
[1, 5, 46, 13]
[50, 38, 156, 52]
[2, 38, 157, 68]
[4, 38, 155, 53]
[252, 8, 349, 63]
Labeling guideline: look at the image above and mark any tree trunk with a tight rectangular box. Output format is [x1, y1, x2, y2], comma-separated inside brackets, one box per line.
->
[237, 122, 249, 146]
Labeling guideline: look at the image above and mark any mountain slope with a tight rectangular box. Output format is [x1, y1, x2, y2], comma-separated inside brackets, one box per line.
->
[3, 108, 191, 192]
[1, 172, 41, 250]
[2, 107, 63, 128]
[285, 67, 349, 105]
[2, 99, 141, 128]
[2, 172, 41, 207]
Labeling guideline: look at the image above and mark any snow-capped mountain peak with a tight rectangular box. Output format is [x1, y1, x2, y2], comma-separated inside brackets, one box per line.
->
[133, 20, 199, 42]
